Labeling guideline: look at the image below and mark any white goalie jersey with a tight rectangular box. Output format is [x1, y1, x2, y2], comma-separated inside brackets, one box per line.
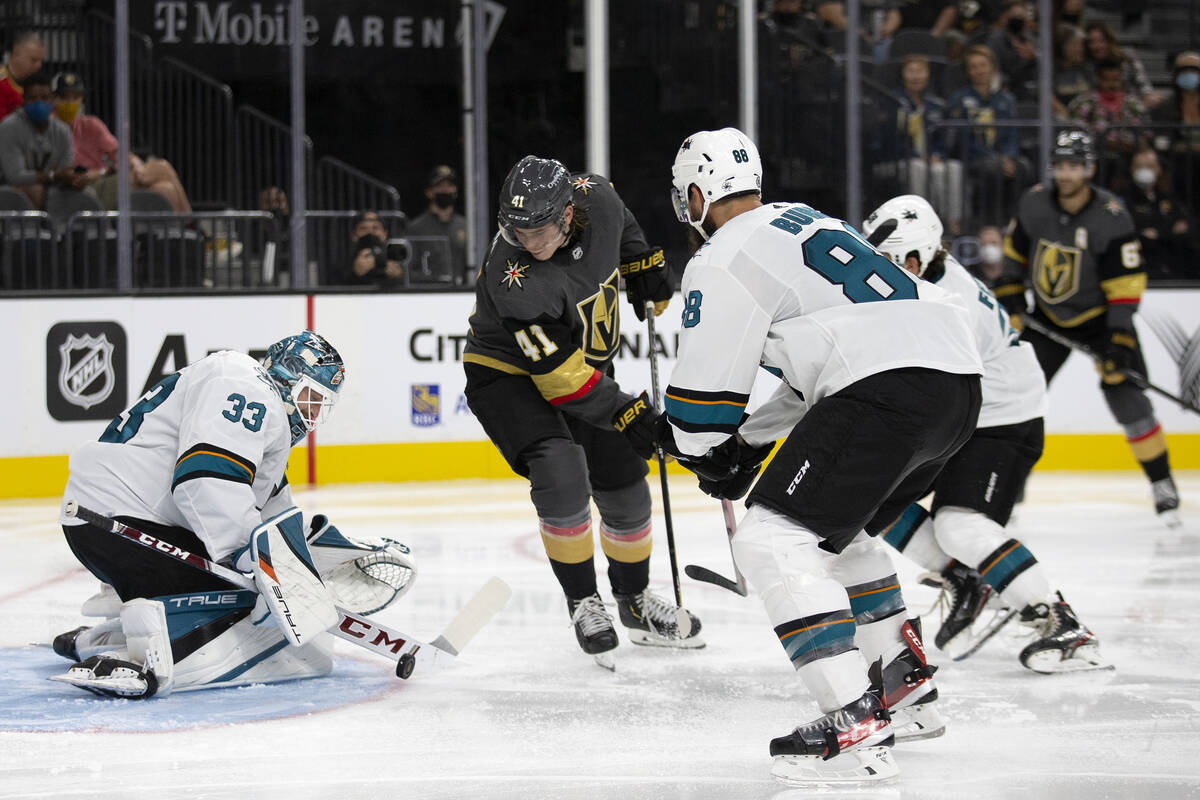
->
[932, 254, 1047, 428]
[59, 351, 295, 563]
[664, 202, 983, 457]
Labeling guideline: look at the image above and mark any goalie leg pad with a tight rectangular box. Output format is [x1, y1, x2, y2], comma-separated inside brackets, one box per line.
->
[121, 598, 175, 696]
[251, 507, 338, 646]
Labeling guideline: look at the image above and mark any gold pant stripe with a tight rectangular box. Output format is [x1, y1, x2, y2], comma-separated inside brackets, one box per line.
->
[540, 524, 594, 564]
[599, 524, 653, 564]
[1128, 428, 1168, 462]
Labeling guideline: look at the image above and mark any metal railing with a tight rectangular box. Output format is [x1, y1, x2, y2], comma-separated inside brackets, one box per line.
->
[234, 106, 315, 212]
[314, 157, 402, 212]
[304, 210, 408, 288]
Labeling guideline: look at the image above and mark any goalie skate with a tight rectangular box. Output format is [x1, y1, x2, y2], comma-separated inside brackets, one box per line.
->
[52, 618, 126, 662]
[568, 594, 618, 671]
[922, 564, 1016, 661]
[613, 589, 704, 649]
[769, 683, 897, 786]
[1019, 591, 1112, 674]
[49, 654, 158, 699]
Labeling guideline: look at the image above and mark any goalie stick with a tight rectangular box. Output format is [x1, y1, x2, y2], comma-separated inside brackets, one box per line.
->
[1020, 314, 1200, 415]
[64, 501, 511, 680]
[684, 498, 749, 596]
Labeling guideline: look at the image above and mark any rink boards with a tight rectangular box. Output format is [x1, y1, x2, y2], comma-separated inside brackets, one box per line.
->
[0, 289, 1196, 498]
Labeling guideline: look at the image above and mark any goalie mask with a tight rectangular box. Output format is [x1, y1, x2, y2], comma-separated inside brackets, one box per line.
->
[497, 155, 573, 252]
[262, 331, 346, 445]
[862, 194, 944, 276]
[670, 127, 762, 241]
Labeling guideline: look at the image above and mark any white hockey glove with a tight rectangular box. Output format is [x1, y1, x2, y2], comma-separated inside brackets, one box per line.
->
[306, 514, 418, 616]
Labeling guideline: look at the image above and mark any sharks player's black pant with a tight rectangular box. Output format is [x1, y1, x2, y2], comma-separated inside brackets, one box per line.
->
[466, 365, 653, 600]
[1022, 312, 1172, 485]
[748, 368, 982, 554]
[63, 517, 241, 601]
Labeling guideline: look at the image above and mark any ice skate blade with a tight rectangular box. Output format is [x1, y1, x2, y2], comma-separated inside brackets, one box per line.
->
[625, 628, 706, 649]
[945, 608, 1018, 661]
[891, 705, 946, 743]
[770, 746, 898, 786]
[1021, 645, 1114, 674]
[1159, 509, 1182, 530]
[592, 652, 616, 671]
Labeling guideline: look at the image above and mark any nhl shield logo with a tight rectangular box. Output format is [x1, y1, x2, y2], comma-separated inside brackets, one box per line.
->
[58, 334, 115, 410]
[46, 321, 127, 421]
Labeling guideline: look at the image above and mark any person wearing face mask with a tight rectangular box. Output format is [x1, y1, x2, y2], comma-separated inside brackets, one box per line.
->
[0, 70, 86, 211]
[984, 0, 1038, 101]
[1122, 148, 1198, 280]
[973, 225, 1006, 283]
[0, 32, 45, 122]
[406, 165, 469, 285]
[1067, 59, 1147, 158]
[1151, 51, 1200, 159]
[49, 72, 192, 214]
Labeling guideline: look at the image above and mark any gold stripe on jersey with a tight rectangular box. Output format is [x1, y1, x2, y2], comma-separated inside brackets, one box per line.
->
[1003, 236, 1027, 264]
[462, 353, 530, 375]
[992, 283, 1025, 299]
[531, 349, 598, 404]
[1034, 297, 1107, 327]
[1100, 272, 1147, 304]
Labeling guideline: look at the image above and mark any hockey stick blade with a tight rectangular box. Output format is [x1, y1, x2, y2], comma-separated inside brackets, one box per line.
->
[684, 563, 749, 596]
[429, 576, 512, 656]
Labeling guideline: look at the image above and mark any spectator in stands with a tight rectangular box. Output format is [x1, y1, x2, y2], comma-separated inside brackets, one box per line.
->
[346, 210, 403, 288]
[762, 0, 833, 70]
[887, 54, 963, 232]
[1083, 21, 1156, 107]
[974, 224, 1006, 283]
[1123, 147, 1198, 280]
[1067, 59, 1147, 159]
[1150, 51, 1200, 159]
[407, 164, 469, 284]
[50, 72, 193, 214]
[1053, 0, 1086, 28]
[895, 0, 957, 37]
[1052, 24, 1092, 119]
[0, 32, 45, 122]
[946, 44, 1029, 227]
[984, 0, 1038, 101]
[808, 0, 899, 62]
[0, 71, 87, 211]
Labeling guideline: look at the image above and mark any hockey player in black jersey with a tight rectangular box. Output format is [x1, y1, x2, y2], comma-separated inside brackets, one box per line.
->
[995, 130, 1181, 527]
[463, 155, 702, 668]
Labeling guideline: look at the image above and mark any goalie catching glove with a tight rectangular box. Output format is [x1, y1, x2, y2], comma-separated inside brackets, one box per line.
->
[620, 247, 672, 321]
[305, 514, 418, 615]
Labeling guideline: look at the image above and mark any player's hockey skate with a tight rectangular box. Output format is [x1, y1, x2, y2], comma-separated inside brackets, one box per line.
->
[1018, 591, 1113, 674]
[613, 589, 705, 649]
[49, 654, 159, 699]
[51, 618, 126, 662]
[923, 563, 1016, 661]
[1152, 477, 1182, 529]
[881, 618, 945, 742]
[568, 593, 618, 671]
[768, 673, 897, 786]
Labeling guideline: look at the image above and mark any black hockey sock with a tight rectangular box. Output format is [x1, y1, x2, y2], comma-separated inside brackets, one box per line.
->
[607, 557, 650, 597]
[1139, 452, 1172, 484]
[550, 557, 599, 601]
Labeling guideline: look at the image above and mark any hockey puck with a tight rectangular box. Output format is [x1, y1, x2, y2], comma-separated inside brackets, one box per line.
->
[395, 653, 416, 680]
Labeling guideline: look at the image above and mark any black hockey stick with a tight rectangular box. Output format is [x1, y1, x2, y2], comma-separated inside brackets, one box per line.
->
[645, 301, 686, 613]
[684, 498, 749, 596]
[63, 501, 510, 679]
[1020, 314, 1200, 416]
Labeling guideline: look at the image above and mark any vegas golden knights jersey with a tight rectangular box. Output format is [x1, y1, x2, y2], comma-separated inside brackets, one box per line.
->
[464, 174, 651, 427]
[996, 184, 1145, 330]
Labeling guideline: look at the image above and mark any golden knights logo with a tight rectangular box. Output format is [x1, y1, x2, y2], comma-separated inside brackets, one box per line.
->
[1032, 239, 1082, 303]
[46, 321, 127, 421]
[411, 384, 440, 427]
[576, 267, 621, 363]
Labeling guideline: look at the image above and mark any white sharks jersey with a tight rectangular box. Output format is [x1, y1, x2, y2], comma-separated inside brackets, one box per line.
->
[60, 351, 296, 562]
[664, 202, 983, 457]
[932, 254, 1047, 427]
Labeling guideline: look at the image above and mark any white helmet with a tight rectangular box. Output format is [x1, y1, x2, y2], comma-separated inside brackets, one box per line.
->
[671, 127, 763, 240]
[861, 194, 944, 276]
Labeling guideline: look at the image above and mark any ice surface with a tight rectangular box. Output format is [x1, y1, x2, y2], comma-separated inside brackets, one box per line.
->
[1, 472, 1198, 799]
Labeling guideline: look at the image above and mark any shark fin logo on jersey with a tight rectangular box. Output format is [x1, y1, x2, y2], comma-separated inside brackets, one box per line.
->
[46, 322, 128, 422]
[411, 384, 441, 427]
[501, 259, 529, 290]
[1032, 239, 1082, 303]
[576, 267, 621, 364]
[572, 176, 597, 194]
